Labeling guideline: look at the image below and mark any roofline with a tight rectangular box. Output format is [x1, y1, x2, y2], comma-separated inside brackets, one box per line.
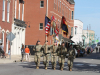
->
[74, 19, 83, 23]
[83, 29, 95, 32]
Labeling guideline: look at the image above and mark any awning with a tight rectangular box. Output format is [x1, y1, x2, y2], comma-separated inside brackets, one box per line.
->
[58, 34, 75, 43]
[14, 18, 27, 28]
[62, 37, 70, 42]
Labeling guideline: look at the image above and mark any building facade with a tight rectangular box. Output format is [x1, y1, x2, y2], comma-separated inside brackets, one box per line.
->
[83, 30, 95, 46]
[71, 20, 83, 44]
[0, 0, 75, 55]
[0, 0, 13, 54]
[0, 0, 26, 55]
[24, 0, 75, 45]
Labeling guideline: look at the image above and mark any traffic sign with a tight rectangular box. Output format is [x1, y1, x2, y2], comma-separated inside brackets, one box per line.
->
[7, 32, 15, 42]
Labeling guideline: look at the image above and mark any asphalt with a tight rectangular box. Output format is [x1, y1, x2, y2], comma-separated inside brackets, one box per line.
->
[0, 50, 100, 75]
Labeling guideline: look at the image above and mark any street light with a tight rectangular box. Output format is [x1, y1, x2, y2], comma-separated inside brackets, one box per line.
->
[82, 35, 86, 47]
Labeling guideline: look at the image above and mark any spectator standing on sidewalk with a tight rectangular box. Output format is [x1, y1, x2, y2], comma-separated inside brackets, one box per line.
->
[21, 45, 25, 62]
[8, 48, 11, 58]
[25, 46, 30, 62]
[0, 43, 4, 58]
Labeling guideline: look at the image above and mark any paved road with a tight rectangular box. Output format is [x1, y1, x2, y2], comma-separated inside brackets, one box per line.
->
[0, 51, 100, 75]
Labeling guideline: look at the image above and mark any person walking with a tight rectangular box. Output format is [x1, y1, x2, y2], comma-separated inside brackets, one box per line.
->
[51, 41, 58, 70]
[0, 43, 4, 58]
[8, 48, 11, 58]
[43, 40, 53, 70]
[33, 40, 43, 69]
[25, 45, 30, 62]
[58, 42, 67, 71]
[21, 45, 25, 62]
[68, 44, 76, 71]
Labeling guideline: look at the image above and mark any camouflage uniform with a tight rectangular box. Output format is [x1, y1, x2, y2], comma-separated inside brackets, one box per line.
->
[68, 47, 76, 71]
[50, 45, 58, 70]
[43, 44, 52, 70]
[33, 45, 43, 69]
[58, 45, 67, 71]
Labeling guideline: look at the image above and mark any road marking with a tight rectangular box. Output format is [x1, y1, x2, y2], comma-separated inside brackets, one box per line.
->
[89, 64, 97, 66]
[75, 64, 84, 66]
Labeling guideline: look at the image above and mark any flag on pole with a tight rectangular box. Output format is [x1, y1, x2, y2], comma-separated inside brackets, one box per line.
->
[50, 15, 56, 35]
[61, 16, 68, 36]
[45, 16, 51, 36]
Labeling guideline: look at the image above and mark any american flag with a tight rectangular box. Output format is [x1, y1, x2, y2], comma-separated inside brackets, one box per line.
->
[45, 16, 51, 35]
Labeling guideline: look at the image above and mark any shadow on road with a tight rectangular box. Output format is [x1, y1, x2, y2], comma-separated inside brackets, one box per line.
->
[77, 52, 100, 60]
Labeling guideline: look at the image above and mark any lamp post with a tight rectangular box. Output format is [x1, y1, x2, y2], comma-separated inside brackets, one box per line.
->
[82, 35, 86, 48]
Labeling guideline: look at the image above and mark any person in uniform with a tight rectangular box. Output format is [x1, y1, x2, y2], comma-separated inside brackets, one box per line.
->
[43, 40, 52, 70]
[33, 40, 43, 69]
[50, 41, 58, 70]
[58, 42, 67, 71]
[67, 44, 76, 71]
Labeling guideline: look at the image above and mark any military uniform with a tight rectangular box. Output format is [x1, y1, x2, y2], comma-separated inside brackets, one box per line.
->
[43, 44, 52, 70]
[68, 47, 76, 71]
[58, 45, 67, 71]
[33, 44, 43, 69]
[50, 45, 58, 70]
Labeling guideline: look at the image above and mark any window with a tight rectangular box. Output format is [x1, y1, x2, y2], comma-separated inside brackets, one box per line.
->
[71, 11, 74, 20]
[54, 0, 55, 9]
[22, 2, 24, 21]
[58, 0, 59, 12]
[75, 27, 77, 35]
[18, 3, 20, 19]
[2, 0, 5, 21]
[69, 10, 70, 19]
[40, 1, 44, 8]
[39, 23, 43, 30]
[60, 1, 61, 12]
[15, 0, 17, 18]
[19, 0, 23, 3]
[71, 27, 73, 36]
[7, 1, 10, 22]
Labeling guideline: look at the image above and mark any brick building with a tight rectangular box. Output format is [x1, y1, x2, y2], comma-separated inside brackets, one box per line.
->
[24, 0, 75, 45]
[0, 0, 13, 54]
[0, 0, 75, 55]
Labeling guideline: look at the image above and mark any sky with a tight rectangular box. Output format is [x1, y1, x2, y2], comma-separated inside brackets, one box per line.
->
[74, 0, 100, 40]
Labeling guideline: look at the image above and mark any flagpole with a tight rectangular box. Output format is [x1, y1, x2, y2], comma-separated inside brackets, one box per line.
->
[45, 0, 48, 53]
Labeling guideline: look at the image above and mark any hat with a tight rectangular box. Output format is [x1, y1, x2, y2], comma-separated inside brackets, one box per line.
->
[37, 40, 40, 42]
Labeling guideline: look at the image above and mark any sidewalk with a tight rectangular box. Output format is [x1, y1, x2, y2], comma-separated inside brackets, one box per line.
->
[0, 55, 34, 64]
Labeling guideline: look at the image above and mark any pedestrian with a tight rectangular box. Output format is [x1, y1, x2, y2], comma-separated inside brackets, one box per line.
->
[0, 43, 4, 58]
[67, 44, 76, 71]
[25, 45, 30, 62]
[96, 47, 98, 53]
[50, 41, 58, 70]
[58, 42, 67, 71]
[33, 40, 43, 69]
[21, 45, 25, 62]
[43, 40, 53, 70]
[8, 48, 11, 58]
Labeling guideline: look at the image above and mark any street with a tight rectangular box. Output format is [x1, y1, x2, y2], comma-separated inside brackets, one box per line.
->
[0, 51, 100, 75]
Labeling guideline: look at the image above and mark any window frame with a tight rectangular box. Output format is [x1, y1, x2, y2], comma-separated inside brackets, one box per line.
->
[7, 1, 10, 22]
[40, 0, 44, 8]
[71, 11, 74, 20]
[75, 27, 77, 35]
[2, 0, 6, 21]
[71, 27, 73, 36]
[39, 23, 43, 30]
